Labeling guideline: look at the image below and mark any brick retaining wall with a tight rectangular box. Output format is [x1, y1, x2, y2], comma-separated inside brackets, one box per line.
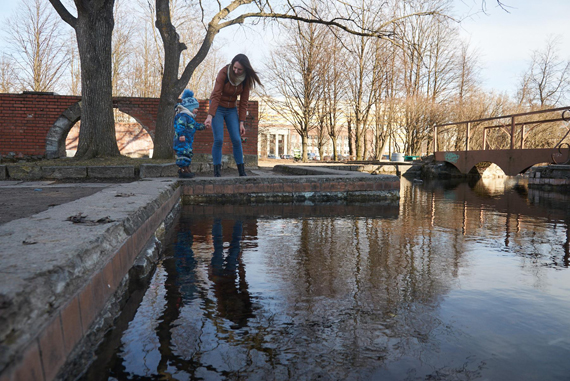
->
[0, 93, 258, 160]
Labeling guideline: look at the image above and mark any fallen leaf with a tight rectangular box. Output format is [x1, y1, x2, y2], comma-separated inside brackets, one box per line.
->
[67, 213, 87, 223]
[95, 216, 115, 224]
[115, 193, 135, 197]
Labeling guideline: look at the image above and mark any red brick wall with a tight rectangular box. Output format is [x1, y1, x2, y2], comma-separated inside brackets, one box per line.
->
[191, 100, 259, 158]
[0, 93, 258, 158]
[0, 93, 80, 156]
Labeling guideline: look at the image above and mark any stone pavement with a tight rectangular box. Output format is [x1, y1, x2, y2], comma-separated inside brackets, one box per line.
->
[0, 181, 114, 225]
[0, 178, 181, 381]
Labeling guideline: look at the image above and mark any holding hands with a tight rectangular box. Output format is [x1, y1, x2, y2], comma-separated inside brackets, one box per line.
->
[204, 115, 213, 128]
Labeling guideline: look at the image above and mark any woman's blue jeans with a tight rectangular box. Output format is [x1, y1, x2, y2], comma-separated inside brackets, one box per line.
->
[211, 105, 244, 165]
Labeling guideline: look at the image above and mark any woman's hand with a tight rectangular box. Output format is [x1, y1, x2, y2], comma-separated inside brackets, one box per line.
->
[179, 136, 186, 142]
[204, 115, 213, 128]
[240, 121, 245, 136]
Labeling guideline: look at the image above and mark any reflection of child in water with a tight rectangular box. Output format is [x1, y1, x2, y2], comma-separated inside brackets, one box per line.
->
[209, 218, 255, 329]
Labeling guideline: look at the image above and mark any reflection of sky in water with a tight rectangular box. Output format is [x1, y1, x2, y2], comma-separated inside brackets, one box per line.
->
[94, 179, 570, 381]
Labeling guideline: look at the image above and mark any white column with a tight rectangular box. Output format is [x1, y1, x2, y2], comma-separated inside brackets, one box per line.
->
[266, 134, 270, 157]
[283, 132, 288, 155]
[274, 134, 279, 157]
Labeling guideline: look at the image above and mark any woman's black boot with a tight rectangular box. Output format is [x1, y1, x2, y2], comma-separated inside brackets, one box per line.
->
[214, 164, 222, 177]
[237, 163, 247, 177]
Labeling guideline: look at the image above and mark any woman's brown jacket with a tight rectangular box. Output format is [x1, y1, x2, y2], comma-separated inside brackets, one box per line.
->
[208, 65, 250, 122]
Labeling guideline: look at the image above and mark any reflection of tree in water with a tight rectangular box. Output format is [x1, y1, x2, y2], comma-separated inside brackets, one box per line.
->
[420, 179, 570, 269]
[102, 183, 570, 379]
[257, 215, 465, 378]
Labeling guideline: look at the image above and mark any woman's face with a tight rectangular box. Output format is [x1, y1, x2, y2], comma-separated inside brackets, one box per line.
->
[232, 61, 244, 76]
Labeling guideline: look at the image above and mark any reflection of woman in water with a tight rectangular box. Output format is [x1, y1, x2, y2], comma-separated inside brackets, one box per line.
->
[209, 218, 255, 328]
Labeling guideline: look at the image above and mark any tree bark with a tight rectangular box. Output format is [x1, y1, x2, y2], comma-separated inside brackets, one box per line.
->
[50, 0, 119, 159]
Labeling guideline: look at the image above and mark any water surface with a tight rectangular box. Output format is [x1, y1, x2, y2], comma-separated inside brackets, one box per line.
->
[89, 178, 570, 380]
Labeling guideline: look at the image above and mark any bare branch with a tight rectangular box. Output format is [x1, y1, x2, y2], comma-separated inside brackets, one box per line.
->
[47, 0, 77, 28]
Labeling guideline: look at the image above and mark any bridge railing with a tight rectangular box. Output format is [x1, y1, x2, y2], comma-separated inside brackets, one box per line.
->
[433, 106, 570, 153]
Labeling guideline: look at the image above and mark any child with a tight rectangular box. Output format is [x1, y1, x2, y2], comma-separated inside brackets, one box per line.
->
[173, 90, 206, 178]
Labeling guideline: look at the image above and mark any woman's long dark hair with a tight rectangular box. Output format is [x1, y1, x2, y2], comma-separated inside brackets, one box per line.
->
[232, 54, 262, 89]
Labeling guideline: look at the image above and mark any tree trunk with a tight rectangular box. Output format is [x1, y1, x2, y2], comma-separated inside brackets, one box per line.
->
[152, 0, 215, 159]
[301, 134, 308, 162]
[348, 118, 353, 158]
[153, 90, 178, 159]
[355, 119, 363, 160]
[74, 1, 119, 159]
[331, 136, 338, 160]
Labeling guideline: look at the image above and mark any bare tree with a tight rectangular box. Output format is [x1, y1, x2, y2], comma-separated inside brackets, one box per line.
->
[371, 37, 398, 160]
[264, 18, 325, 162]
[516, 36, 570, 109]
[111, 0, 135, 96]
[315, 100, 331, 159]
[43, 0, 445, 159]
[66, 33, 81, 95]
[5, 0, 68, 92]
[395, 0, 457, 155]
[127, 21, 162, 98]
[0, 54, 18, 93]
[450, 40, 481, 150]
[124, 0, 221, 100]
[319, 34, 347, 160]
[49, 0, 120, 159]
[150, 0, 446, 159]
[343, 0, 383, 160]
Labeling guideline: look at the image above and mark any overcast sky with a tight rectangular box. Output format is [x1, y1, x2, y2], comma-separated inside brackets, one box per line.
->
[1, 0, 569, 97]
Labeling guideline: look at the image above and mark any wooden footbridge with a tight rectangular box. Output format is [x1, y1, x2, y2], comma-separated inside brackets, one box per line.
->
[433, 107, 570, 176]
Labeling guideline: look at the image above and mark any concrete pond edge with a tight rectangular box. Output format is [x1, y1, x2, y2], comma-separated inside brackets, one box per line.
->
[0, 171, 400, 381]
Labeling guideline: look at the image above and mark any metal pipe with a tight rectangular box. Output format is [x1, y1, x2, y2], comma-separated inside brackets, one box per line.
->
[510, 117, 516, 149]
[466, 122, 470, 151]
[435, 105, 570, 128]
[434, 126, 438, 153]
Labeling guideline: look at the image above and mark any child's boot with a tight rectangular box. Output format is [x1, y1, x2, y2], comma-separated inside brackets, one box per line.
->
[178, 166, 195, 179]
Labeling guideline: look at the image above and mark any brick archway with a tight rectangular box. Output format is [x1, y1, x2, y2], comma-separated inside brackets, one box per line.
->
[45, 101, 82, 159]
[46, 99, 159, 159]
[0, 93, 259, 163]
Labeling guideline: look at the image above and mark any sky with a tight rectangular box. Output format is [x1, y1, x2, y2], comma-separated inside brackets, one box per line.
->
[454, 0, 570, 95]
[1, 0, 569, 97]
[215, 0, 570, 97]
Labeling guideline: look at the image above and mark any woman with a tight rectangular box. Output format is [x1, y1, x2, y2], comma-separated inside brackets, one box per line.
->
[204, 54, 262, 177]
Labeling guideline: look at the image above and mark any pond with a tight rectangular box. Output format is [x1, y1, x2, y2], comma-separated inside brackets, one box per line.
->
[86, 178, 570, 380]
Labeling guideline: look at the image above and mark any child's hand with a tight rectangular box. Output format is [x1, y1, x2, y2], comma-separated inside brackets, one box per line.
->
[204, 115, 213, 128]
[179, 136, 186, 142]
